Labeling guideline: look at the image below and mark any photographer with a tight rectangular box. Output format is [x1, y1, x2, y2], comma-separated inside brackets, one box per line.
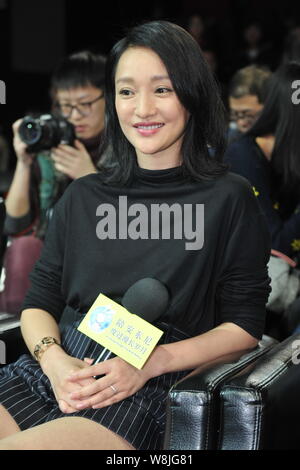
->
[0, 50, 107, 315]
[5, 50, 106, 238]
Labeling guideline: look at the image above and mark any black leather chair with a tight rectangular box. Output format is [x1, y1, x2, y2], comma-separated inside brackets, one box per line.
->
[163, 335, 278, 450]
[219, 333, 300, 450]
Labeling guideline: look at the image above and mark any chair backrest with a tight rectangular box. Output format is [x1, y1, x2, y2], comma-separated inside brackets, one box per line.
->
[219, 333, 300, 450]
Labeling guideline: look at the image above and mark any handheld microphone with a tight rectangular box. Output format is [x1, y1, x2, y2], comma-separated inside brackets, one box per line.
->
[94, 278, 169, 364]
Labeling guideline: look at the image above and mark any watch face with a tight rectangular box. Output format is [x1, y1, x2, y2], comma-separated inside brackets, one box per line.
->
[44, 337, 54, 345]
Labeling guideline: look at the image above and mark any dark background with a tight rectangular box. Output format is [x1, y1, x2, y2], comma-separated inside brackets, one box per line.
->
[1, 0, 300, 169]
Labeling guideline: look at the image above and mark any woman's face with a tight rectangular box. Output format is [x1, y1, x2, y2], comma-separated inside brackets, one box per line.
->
[55, 85, 105, 140]
[115, 46, 189, 169]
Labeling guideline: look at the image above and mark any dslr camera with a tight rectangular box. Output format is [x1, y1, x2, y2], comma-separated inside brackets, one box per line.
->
[18, 114, 75, 153]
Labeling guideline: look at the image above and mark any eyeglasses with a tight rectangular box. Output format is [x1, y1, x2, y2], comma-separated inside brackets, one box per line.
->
[55, 94, 104, 118]
[229, 109, 261, 123]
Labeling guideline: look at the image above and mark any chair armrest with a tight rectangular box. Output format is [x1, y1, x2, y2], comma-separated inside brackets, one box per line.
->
[163, 335, 278, 450]
[219, 333, 300, 450]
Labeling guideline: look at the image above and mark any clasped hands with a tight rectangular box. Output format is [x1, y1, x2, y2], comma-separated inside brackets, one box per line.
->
[50, 354, 150, 414]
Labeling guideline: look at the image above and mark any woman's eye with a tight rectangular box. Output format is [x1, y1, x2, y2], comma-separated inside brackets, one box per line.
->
[119, 89, 133, 96]
[156, 87, 172, 94]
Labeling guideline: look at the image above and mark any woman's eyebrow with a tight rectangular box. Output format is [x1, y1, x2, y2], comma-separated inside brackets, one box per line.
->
[116, 75, 170, 84]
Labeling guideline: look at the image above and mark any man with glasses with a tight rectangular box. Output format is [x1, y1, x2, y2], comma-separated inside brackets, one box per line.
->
[0, 51, 107, 317]
[227, 64, 271, 144]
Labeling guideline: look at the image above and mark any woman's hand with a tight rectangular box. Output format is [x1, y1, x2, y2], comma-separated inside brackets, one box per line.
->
[12, 119, 35, 166]
[66, 356, 152, 410]
[51, 139, 97, 179]
[41, 348, 97, 414]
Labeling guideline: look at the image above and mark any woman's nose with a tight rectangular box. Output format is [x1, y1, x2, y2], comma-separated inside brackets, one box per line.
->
[135, 93, 156, 118]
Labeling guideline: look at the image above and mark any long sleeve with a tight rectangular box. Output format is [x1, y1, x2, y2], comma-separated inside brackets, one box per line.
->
[217, 175, 271, 339]
[4, 211, 34, 235]
[21, 193, 67, 322]
[4, 160, 40, 236]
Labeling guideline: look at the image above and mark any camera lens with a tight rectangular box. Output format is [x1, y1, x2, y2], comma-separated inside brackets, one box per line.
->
[19, 119, 42, 146]
[18, 114, 75, 152]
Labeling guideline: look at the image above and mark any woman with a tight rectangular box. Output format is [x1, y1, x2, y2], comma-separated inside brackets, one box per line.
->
[0, 21, 270, 450]
[224, 62, 300, 313]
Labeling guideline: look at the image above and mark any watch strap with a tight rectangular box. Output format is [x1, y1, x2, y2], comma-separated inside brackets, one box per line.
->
[33, 336, 60, 362]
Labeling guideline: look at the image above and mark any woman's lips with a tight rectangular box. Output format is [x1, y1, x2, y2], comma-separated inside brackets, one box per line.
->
[133, 122, 164, 136]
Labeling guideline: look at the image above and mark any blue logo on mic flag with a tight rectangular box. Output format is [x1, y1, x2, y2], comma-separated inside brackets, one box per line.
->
[78, 293, 164, 368]
[89, 305, 115, 333]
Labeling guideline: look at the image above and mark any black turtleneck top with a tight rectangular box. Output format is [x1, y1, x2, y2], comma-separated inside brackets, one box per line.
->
[23, 167, 271, 339]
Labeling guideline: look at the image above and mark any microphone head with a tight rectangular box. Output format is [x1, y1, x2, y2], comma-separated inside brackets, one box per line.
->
[121, 278, 169, 323]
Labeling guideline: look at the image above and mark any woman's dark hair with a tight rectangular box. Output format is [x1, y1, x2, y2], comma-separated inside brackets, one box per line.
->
[248, 61, 300, 187]
[101, 20, 228, 185]
[50, 50, 106, 100]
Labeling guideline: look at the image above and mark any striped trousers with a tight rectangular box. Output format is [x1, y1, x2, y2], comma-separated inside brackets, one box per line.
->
[0, 320, 190, 450]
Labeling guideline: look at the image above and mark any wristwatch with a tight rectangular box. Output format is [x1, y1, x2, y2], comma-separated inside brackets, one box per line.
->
[33, 336, 60, 362]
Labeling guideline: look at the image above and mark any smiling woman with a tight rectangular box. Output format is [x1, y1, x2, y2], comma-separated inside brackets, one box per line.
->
[102, 21, 228, 185]
[115, 47, 189, 169]
[0, 20, 271, 451]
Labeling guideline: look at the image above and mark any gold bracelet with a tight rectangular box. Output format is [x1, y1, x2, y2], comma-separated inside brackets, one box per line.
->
[33, 336, 60, 362]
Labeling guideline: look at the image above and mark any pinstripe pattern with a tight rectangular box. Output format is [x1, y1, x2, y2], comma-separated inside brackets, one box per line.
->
[0, 321, 190, 449]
